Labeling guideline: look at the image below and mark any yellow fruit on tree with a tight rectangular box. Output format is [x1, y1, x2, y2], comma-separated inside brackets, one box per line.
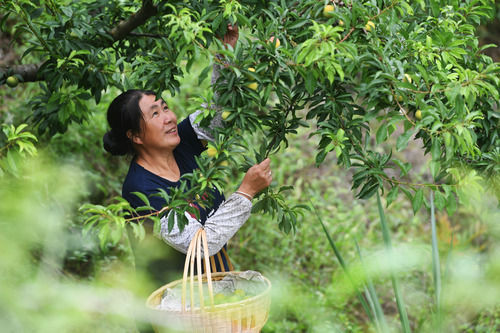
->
[219, 160, 229, 167]
[248, 67, 255, 73]
[221, 111, 231, 120]
[339, 20, 344, 26]
[206, 146, 217, 157]
[397, 95, 403, 102]
[247, 82, 258, 90]
[269, 36, 280, 48]
[415, 110, 422, 120]
[403, 73, 412, 84]
[365, 21, 375, 32]
[323, 4, 335, 17]
[6, 76, 18, 88]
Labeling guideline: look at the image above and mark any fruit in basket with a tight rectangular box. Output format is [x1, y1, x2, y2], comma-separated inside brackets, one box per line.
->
[228, 295, 240, 303]
[213, 293, 226, 305]
[210, 289, 248, 305]
[234, 289, 245, 297]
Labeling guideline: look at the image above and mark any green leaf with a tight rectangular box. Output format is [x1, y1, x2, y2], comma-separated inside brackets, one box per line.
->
[446, 192, 457, 216]
[315, 150, 327, 167]
[412, 188, 424, 214]
[434, 190, 446, 211]
[167, 211, 175, 232]
[305, 70, 316, 94]
[386, 186, 399, 207]
[430, 160, 441, 180]
[132, 192, 150, 206]
[396, 129, 415, 151]
[431, 138, 441, 160]
[376, 123, 388, 144]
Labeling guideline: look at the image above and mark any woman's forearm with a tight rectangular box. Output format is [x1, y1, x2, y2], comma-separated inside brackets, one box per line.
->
[159, 192, 252, 256]
[189, 56, 227, 141]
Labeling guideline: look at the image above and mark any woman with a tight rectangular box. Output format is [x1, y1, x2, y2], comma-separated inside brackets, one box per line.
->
[103, 25, 272, 274]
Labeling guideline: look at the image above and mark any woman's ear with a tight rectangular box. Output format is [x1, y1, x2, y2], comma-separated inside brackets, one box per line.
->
[127, 130, 143, 145]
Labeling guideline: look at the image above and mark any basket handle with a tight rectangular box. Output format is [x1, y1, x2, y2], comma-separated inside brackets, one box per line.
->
[181, 228, 214, 313]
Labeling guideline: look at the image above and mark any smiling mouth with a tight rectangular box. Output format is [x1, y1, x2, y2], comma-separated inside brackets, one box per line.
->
[166, 128, 177, 134]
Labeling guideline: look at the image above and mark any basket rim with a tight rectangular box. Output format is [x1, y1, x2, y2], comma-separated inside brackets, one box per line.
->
[146, 271, 271, 312]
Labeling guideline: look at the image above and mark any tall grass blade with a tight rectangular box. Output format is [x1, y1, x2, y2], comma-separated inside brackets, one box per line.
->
[310, 202, 376, 324]
[355, 239, 389, 333]
[430, 192, 442, 330]
[376, 192, 411, 332]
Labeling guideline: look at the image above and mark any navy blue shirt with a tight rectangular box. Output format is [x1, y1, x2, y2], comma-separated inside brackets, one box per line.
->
[122, 117, 230, 272]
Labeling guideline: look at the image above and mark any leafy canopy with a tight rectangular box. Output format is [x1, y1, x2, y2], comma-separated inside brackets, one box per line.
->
[1, 0, 499, 235]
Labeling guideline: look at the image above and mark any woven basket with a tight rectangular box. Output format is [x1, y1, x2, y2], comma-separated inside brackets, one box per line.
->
[146, 228, 271, 332]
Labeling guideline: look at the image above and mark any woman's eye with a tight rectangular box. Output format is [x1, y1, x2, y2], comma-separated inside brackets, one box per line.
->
[152, 111, 159, 117]
[163, 107, 169, 112]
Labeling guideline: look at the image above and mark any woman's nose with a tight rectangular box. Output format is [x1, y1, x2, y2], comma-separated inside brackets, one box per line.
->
[163, 110, 175, 123]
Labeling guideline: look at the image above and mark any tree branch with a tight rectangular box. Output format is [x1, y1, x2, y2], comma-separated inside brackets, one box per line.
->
[110, 0, 158, 41]
[0, 63, 42, 82]
[1, 0, 158, 85]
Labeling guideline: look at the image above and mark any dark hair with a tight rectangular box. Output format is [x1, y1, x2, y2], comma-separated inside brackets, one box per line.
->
[103, 89, 155, 156]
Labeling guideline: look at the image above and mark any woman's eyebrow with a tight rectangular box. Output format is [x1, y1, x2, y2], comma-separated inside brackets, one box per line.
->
[148, 100, 167, 111]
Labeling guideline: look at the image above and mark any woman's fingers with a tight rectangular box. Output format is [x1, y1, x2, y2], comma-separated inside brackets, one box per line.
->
[259, 158, 270, 169]
[259, 158, 272, 179]
[238, 158, 273, 197]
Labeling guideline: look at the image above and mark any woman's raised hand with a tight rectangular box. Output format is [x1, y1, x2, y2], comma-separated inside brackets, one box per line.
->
[220, 23, 239, 49]
[237, 158, 272, 199]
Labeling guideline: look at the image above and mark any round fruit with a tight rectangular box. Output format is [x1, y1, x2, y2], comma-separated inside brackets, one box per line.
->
[227, 295, 239, 303]
[365, 21, 375, 32]
[339, 20, 344, 26]
[248, 67, 255, 73]
[415, 110, 422, 120]
[323, 4, 335, 17]
[214, 293, 226, 304]
[397, 95, 403, 102]
[6, 76, 18, 88]
[269, 36, 280, 48]
[247, 82, 258, 90]
[219, 160, 229, 167]
[221, 111, 231, 120]
[403, 74, 412, 84]
[234, 289, 245, 297]
[206, 146, 217, 157]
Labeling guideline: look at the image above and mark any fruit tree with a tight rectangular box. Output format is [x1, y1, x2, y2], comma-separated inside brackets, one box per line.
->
[1, 0, 499, 233]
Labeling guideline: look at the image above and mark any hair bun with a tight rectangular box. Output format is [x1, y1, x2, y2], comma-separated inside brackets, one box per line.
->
[103, 130, 129, 156]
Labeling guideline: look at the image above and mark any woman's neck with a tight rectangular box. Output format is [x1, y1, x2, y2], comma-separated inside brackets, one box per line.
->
[135, 150, 180, 182]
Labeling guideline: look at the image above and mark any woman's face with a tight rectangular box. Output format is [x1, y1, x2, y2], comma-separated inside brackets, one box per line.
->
[134, 94, 180, 152]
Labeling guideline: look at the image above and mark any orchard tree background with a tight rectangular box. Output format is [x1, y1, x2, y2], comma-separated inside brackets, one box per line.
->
[1, 0, 499, 332]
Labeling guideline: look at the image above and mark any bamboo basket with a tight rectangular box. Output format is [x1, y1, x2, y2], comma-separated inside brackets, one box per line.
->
[146, 228, 271, 332]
